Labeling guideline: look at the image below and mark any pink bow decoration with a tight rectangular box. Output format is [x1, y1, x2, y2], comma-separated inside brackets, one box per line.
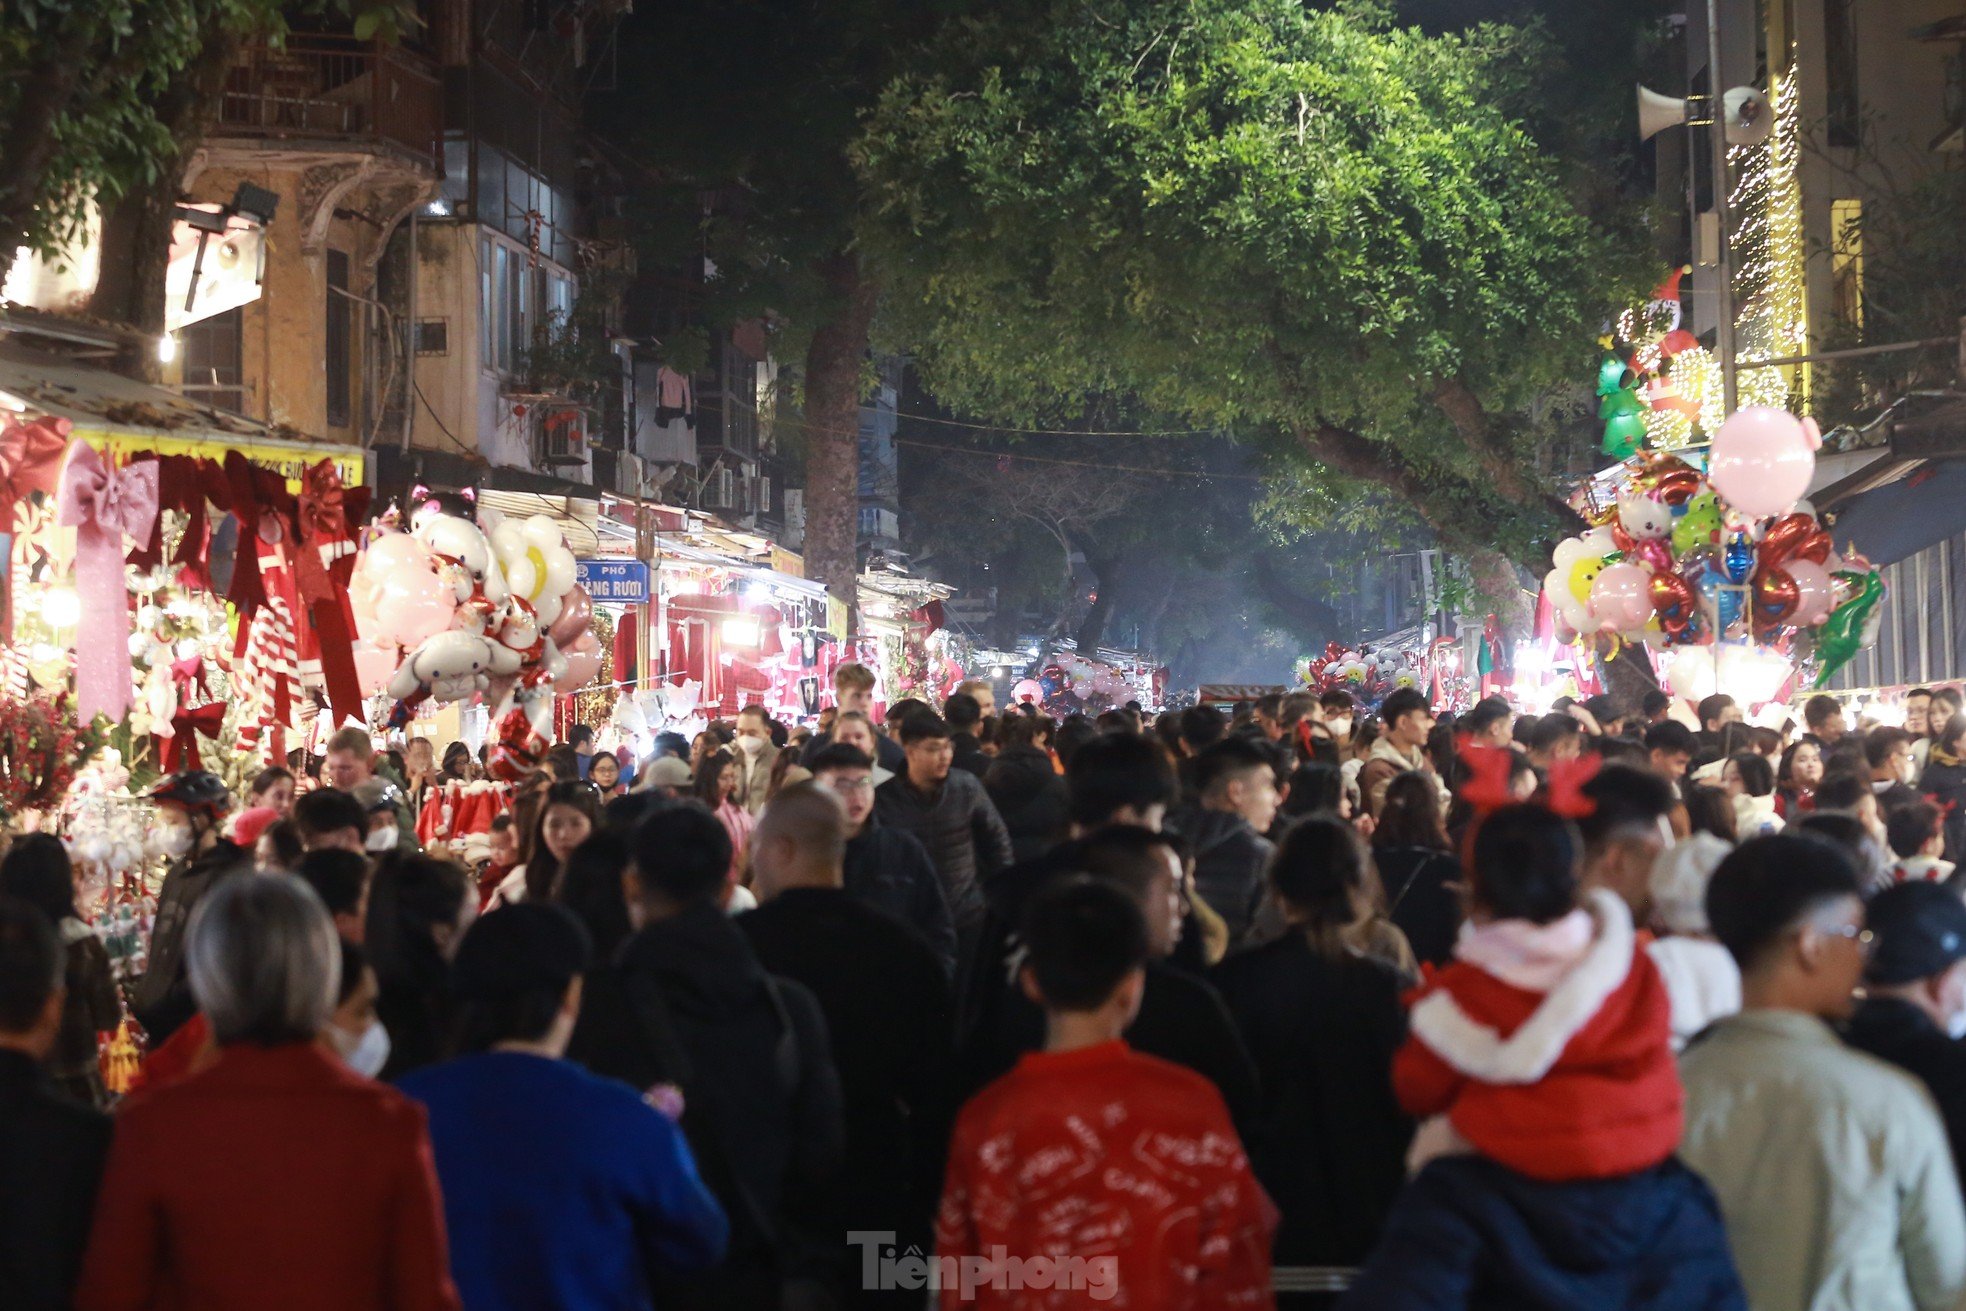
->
[57, 444, 158, 722]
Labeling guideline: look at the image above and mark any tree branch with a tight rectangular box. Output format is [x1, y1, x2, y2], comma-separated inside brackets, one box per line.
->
[1429, 374, 1585, 528]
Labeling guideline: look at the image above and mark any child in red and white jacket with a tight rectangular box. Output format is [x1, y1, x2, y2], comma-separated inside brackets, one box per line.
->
[1394, 802, 1683, 1182]
[1887, 799, 1956, 885]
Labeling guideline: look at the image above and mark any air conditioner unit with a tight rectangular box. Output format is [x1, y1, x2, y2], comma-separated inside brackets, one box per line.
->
[705, 465, 736, 509]
[536, 403, 587, 467]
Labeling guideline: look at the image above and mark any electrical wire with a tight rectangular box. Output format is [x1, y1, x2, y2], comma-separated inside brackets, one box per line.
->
[413, 379, 483, 459]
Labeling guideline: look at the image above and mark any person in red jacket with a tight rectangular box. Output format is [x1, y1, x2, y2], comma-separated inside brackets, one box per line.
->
[1395, 802, 1683, 1183]
[935, 876, 1276, 1311]
[75, 873, 459, 1311]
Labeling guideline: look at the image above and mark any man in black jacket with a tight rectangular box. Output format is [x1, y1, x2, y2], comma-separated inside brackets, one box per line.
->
[0, 897, 113, 1311]
[1844, 881, 1966, 1175]
[943, 691, 989, 777]
[810, 744, 955, 976]
[1165, 736, 1279, 950]
[874, 713, 1014, 956]
[739, 785, 956, 1306]
[959, 825, 1259, 1132]
[569, 806, 845, 1311]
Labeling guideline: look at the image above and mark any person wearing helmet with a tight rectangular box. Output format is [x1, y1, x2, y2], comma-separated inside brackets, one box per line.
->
[130, 772, 242, 1045]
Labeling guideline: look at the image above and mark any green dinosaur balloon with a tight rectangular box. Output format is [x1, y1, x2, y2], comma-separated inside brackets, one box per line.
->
[1672, 492, 1723, 556]
[1813, 570, 1886, 688]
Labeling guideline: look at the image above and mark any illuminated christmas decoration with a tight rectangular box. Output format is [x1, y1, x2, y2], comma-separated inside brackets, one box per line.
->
[1730, 62, 1806, 410]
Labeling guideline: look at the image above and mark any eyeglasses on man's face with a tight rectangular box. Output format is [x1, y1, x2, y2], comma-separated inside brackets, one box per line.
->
[1818, 922, 1875, 957]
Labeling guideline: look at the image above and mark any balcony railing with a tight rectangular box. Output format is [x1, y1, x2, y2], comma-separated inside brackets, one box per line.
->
[214, 36, 441, 171]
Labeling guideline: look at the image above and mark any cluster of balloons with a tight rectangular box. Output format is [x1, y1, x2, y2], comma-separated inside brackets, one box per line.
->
[1296, 642, 1422, 705]
[1011, 656, 1135, 715]
[349, 510, 606, 778]
[1544, 406, 1886, 688]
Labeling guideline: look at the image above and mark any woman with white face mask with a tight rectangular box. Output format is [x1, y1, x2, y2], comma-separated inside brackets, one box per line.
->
[324, 939, 391, 1079]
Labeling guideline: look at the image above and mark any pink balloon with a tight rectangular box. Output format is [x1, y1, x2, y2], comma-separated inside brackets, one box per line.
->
[1709, 407, 1816, 519]
[1590, 562, 1654, 632]
[555, 644, 602, 692]
[1788, 558, 1835, 626]
[375, 563, 456, 648]
[363, 531, 428, 579]
[351, 641, 396, 696]
[547, 584, 593, 646]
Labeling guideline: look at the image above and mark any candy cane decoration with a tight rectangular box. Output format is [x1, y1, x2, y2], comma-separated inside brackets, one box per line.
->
[237, 590, 302, 764]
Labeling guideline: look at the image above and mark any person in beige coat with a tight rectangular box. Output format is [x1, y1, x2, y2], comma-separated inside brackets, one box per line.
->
[731, 704, 782, 815]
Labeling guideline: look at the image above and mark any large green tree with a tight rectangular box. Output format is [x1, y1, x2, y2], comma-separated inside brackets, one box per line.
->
[855, 0, 1652, 598]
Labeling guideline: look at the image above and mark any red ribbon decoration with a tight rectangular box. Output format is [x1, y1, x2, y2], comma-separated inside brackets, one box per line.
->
[129, 455, 233, 590]
[0, 415, 71, 524]
[296, 459, 366, 726]
[159, 702, 226, 772]
[0, 415, 72, 640]
[221, 451, 290, 625]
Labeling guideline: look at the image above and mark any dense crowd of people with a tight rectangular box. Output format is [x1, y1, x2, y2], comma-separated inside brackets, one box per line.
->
[10, 662, 1966, 1309]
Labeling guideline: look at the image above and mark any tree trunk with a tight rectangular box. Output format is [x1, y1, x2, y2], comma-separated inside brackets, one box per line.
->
[800, 251, 879, 612]
[90, 184, 184, 382]
[1430, 375, 1587, 526]
[1073, 546, 1127, 655]
[89, 20, 248, 379]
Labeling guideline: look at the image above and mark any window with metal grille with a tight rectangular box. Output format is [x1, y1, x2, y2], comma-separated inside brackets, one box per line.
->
[181, 306, 246, 414]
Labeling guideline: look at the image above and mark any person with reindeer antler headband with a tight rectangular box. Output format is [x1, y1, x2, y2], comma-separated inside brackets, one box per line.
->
[1342, 749, 1745, 1308]
[1394, 750, 1683, 1183]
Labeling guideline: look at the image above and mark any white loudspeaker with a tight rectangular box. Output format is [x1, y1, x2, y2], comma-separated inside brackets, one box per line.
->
[1636, 83, 1772, 147]
[1637, 85, 1691, 141]
[1722, 86, 1772, 146]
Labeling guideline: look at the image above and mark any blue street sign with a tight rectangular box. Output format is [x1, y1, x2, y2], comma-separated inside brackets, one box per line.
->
[575, 558, 650, 603]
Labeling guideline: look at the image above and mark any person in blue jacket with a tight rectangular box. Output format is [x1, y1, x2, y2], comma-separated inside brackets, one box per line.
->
[399, 902, 728, 1311]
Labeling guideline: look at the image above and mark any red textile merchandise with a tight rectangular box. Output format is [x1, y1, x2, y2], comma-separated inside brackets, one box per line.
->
[936, 1040, 1277, 1311]
[74, 1041, 459, 1311]
[1393, 888, 1683, 1184]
